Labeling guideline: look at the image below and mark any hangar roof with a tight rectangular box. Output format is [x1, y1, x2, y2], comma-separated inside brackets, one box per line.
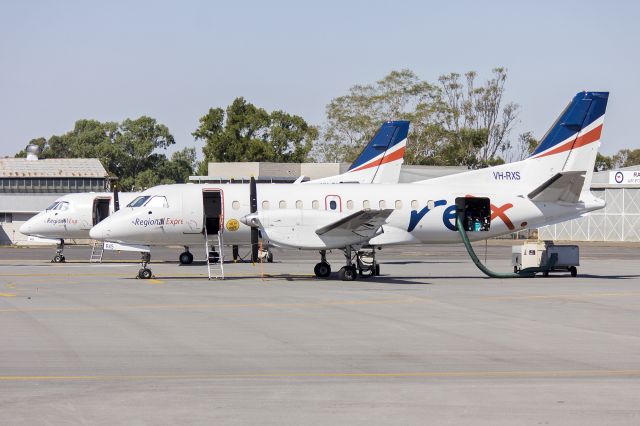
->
[0, 158, 108, 178]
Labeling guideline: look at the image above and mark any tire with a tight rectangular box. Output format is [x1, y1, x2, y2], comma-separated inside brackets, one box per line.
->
[569, 266, 577, 277]
[52, 254, 64, 263]
[138, 268, 152, 279]
[339, 266, 357, 281]
[314, 262, 331, 278]
[179, 252, 193, 265]
[543, 271, 549, 277]
[513, 266, 518, 273]
[267, 252, 274, 263]
[375, 264, 380, 276]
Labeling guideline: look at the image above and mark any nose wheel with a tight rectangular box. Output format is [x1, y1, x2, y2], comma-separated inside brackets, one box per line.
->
[51, 240, 66, 263]
[137, 252, 153, 279]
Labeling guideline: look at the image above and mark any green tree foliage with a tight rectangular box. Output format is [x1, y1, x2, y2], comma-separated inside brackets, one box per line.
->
[193, 97, 318, 163]
[594, 149, 640, 171]
[318, 68, 529, 168]
[15, 117, 193, 190]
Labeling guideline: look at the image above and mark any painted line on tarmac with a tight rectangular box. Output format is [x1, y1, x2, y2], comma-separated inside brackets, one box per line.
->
[481, 292, 640, 301]
[0, 293, 16, 297]
[0, 297, 424, 314]
[1, 369, 639, 381]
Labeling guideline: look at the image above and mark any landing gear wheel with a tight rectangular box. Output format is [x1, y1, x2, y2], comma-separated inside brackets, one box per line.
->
[513, 266, 519, 273]
[138, 268, 152, 279]
[266, 251, 274, 263]
[208, 251, 220, 264]
[52, 254, 65, 263]
[375, 264, 380, 276]
[543, 271, 550, 277]
[339, 265, 357, 281]
[569, 266, 577, 277]
[179, 252, 193, 265]
[314, 262, 331, 278]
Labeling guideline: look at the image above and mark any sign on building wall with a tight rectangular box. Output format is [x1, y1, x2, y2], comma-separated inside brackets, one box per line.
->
[609, 171, 640, 185]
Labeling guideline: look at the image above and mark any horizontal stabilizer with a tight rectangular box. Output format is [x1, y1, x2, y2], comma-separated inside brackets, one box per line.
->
[528, 171, 586, 203]
[315, 209, 394, 239]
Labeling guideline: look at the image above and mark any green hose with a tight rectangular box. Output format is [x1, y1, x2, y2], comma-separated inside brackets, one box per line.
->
[455, 211, 556, 278]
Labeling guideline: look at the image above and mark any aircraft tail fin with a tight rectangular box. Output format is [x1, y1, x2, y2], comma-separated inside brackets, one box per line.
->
[308, 121, 409, 184]
[525, 91, 609, 196]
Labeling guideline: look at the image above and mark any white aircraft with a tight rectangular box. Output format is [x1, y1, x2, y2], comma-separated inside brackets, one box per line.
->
[19, 192, 139, 262]
[90, 92, 608, 280]
[20, 120, 410, 264]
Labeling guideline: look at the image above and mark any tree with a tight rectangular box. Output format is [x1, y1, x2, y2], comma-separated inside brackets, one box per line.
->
[193, 97, 317, 164]
[594, 152, 613, 171]
[612, 149, 640, 168]
[319, 68, 530, 167]
[14, 117, 182, 190]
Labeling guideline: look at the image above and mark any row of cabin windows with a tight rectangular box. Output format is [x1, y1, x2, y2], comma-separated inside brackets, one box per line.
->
[230, 199, 424, 211]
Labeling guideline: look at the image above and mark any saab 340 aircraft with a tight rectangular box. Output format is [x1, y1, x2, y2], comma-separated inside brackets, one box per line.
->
[90, 92, 608, 280]
[20, 120, 410, 264]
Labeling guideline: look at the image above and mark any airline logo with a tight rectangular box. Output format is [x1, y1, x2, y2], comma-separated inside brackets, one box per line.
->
[46, 218, 78, 225]
[132, 217, 183, 226]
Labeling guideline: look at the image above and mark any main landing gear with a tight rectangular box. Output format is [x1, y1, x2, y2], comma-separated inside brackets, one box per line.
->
[179, 246, 193, 265]
[313, 250, 331, 278]
[138, 252, 152, 279]
[314, 247, 381, 281]
[52, 240, 66, 263]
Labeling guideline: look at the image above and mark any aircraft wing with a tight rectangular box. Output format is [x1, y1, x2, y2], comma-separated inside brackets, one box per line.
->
[315, 209, 394, 239]
[528, 171, 586, 203]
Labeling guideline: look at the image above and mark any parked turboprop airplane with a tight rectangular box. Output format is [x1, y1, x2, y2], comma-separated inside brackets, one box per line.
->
[90, 92, 608, 280]
[21, 120, 410, 264]
[19, 192, 139, 262]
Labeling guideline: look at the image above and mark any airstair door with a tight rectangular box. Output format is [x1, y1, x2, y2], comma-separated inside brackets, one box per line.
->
[182, 186, 204, 234]
[202, 189, 224, 279]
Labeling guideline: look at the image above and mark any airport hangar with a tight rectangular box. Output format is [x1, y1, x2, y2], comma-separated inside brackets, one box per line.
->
[1, 152, 639, 244]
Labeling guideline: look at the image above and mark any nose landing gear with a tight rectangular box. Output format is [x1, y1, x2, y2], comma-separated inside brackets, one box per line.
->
[137, 252, 153, 279]
[51, 240, 66, 263]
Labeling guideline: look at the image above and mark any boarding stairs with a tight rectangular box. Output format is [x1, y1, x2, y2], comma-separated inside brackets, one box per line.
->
[204, 224, 224, 280]
[90, 240, 105, 263]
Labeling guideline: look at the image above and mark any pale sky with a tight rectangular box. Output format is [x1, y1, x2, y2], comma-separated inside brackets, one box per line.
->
[1, 0, 638, 158]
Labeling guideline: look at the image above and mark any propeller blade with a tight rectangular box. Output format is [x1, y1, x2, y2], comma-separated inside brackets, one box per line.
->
[113, 182, 120, 212]
[250, 177, 259, 262]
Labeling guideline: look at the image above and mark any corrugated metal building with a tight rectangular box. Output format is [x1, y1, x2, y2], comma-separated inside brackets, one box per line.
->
[0, 156, 109, 244]
[538, 165, 640, 242]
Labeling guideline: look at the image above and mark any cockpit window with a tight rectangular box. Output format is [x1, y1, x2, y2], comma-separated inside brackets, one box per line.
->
[47, 201, 69, 211]
[126, 196, 151, 208]
[145, 196, 169, 208]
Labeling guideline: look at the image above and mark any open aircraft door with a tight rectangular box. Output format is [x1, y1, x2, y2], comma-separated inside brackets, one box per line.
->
[182, 187, 204, 234]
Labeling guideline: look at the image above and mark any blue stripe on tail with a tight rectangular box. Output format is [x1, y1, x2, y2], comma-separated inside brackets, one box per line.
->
[531, 92, 608, 156]
[348, 121, 410, 170]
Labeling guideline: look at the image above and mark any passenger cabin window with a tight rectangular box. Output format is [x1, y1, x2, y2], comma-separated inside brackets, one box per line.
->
[127, 196, 151, 208]
[329, 200, 337, 210]
[346, 200, 354, 210]
[262, 200, 270, 210]
[279, 200, 287, 209]
[411, 200, 419, 210]
[363, 200, 370, 209]
[145, 196, 169, 208]
[312, 200, 319, 209]
[232, 201, 240, 210]
[379, 200, 386, 209]
[395, 200, 402, 209]
[296, 200, 303, 209]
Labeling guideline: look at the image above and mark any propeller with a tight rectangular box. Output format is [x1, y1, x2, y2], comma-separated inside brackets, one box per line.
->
[249, 177, 259, 262]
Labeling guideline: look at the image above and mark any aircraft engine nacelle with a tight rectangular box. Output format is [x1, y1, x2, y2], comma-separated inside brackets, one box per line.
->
[244, 209, 347, 250]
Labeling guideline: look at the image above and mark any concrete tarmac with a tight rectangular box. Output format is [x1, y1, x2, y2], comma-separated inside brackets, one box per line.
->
[0, 243, 639, 425]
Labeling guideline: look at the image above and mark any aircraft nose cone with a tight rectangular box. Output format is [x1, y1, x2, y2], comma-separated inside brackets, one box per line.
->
[89, 222, 109, 240]
[19, 221, 31, 235]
